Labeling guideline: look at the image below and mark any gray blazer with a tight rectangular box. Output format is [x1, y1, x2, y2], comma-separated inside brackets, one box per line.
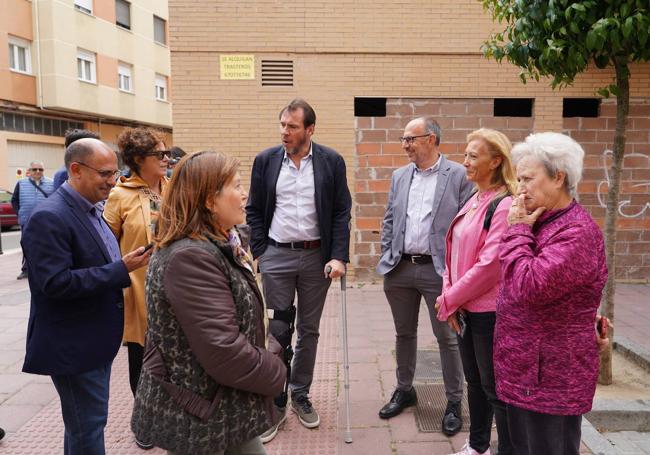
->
[376, 155, 474, 277]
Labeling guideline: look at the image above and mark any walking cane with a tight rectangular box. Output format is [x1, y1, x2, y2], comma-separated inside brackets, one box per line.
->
[327, 265, 353, 443]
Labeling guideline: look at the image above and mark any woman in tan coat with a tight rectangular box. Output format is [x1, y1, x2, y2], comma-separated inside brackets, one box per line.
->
[104, 127, 168, 449]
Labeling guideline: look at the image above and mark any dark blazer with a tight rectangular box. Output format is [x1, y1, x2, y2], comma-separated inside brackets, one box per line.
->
[246, 142, 352, 264]
[376, 155, 474, 277]
[21, 186, 131, 376]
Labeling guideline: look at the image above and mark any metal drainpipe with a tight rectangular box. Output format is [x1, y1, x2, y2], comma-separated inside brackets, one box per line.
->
[33, 0, 45, 109]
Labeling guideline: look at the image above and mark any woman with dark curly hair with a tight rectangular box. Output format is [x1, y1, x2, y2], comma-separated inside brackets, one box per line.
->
[104, 127, 169, 450]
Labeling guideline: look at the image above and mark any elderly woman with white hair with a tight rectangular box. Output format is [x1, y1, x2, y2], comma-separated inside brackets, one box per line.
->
[494, 132, 608, 455]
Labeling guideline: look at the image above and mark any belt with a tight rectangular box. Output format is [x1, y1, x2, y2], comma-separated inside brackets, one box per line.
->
[268, 238, 321, 250]
[401, 253, 433, 265]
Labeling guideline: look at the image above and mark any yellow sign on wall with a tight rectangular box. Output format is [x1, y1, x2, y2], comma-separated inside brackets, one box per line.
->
[220, 55, 255, 80]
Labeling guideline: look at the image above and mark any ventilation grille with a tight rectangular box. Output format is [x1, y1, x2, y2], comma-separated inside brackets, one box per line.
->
[261, 60, 294, 86]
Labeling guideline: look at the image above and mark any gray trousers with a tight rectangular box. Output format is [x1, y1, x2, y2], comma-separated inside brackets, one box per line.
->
[383, 259, 464, 402]
[258, 245, 331, 398]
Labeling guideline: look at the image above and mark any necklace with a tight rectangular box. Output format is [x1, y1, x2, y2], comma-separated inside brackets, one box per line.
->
[471, 185, 503, 209]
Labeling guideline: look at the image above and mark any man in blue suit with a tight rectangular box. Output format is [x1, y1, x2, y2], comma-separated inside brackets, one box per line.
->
[21, 138, 151, 455]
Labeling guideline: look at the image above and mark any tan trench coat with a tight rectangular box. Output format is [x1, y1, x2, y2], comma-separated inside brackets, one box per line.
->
[104, 174, 168, 346]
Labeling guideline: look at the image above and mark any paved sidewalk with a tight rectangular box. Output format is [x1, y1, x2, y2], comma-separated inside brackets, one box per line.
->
[1, 249, 646, 453]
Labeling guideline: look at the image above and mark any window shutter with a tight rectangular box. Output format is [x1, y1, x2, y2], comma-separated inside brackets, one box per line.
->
[116, 0, 130, 29]
[74, 0, 93, 14]
[153, 16, 166, 44]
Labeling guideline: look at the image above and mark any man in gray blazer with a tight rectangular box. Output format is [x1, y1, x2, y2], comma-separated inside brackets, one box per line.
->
[377, 117, 473, 436]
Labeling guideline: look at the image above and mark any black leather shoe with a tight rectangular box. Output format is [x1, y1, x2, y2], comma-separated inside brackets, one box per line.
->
[442, 400, 462, 436]
[378, 387, 417, 419]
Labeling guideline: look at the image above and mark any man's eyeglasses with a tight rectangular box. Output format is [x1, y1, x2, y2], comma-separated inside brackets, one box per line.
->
[145, 151, 171, 160]
[30, 168, 44, 172]
[399, 134, 432, 145]
[75, 162, 121, 180]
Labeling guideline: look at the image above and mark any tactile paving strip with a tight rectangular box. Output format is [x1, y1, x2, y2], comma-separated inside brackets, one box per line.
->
[265, 288, 341, 455]
[413, 383, 470, 433]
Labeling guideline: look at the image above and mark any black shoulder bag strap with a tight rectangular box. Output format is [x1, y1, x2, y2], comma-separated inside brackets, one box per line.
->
[483, 193, 511, 231]
[29, 179, 50, 198]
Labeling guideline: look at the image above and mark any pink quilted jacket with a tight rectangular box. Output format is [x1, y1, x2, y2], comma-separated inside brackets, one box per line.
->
[436, 190, 512, 321]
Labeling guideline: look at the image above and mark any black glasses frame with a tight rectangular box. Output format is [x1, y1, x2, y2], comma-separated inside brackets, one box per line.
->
[75, 162, 121, 180]
[398, 133, 432, 145]
[145, 151, 171, 160]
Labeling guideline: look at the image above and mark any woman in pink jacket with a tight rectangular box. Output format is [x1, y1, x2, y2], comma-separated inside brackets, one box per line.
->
[496, 133, 607, 455]
[436, 128, 516, 455]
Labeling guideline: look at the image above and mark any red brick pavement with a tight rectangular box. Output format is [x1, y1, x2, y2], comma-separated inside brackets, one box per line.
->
[2, 249, 646, 453]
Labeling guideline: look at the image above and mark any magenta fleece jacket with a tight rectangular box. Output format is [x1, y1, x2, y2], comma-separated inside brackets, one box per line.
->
[494, 200, 607, 416]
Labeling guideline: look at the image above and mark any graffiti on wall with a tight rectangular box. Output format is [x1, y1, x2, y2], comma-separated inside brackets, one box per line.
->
[597, 150, 650, 218]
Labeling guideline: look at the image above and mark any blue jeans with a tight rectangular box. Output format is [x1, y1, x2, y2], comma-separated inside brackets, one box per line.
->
[51, 362, 112, 455]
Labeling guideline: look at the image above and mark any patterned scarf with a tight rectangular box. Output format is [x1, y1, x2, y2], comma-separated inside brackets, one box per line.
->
[218, 227, 254, 273]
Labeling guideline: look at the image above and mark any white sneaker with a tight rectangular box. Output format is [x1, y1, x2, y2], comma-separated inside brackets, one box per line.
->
[449, 440, 491, 455]
[260, 412, 286, 444]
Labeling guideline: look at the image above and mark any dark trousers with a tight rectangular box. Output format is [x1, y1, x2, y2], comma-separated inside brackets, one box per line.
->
[51, 361, 112, 455]
[458, 311, 512, 455]
[383, 260, 464, 402]
[507, 404, 582, 455]
[258, 245, 331, 398]
[127, 342, 144, 397]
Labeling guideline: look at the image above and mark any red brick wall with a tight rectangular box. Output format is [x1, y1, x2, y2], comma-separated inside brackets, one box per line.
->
[353, 97, 649, 282]
[563, 99, 650, 281]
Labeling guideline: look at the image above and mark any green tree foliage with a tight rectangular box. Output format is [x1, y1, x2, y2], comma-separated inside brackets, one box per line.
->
[480, 0, 650, 385]
[481, 0, 650, 90]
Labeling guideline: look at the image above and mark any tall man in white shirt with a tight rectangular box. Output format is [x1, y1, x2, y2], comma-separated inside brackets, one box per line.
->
[376, 117, 473, 436]
[246, 98, 352, 442]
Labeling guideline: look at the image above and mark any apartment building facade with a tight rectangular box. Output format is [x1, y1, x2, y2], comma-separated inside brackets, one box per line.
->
[0, 0, 172, 188]
[170, 0, 650, 281]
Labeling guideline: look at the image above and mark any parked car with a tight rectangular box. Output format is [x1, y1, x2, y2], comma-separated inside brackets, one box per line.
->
[0, 189, 19, 230]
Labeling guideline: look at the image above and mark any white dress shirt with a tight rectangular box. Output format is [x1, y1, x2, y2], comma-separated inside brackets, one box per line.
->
[268, 144, 320, 242]
[403, 157, 440, 255]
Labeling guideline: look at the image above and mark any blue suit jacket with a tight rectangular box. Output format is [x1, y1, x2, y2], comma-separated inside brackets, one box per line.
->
[246, 142, 352, 264]
[21, 186, 131, 376]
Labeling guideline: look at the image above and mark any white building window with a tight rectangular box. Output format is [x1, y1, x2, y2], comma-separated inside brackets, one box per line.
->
[74, 0, 93, 14]
[115, 0, 131, 29]
[77, 49, 96, 83]
[8, 36, 31, 74]
[153, 15, 167, 45]
[118, 63, 133, 92]
[155, 74, 167, 101]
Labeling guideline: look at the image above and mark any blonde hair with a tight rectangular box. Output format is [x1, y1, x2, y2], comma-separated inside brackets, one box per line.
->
[466, 128, 517, 195]
[156, 151, 239, 248]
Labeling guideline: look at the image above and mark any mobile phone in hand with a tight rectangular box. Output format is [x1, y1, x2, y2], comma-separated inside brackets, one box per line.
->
[596, 317, 608, 338]
[141, 243, 154, 255]
[457, 312, 467, 338]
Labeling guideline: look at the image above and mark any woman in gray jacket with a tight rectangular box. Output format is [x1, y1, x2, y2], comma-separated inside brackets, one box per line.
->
[131, 151, 286, 455]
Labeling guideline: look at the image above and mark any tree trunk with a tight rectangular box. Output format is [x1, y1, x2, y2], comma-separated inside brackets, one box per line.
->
[598, 57, 630, 385]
